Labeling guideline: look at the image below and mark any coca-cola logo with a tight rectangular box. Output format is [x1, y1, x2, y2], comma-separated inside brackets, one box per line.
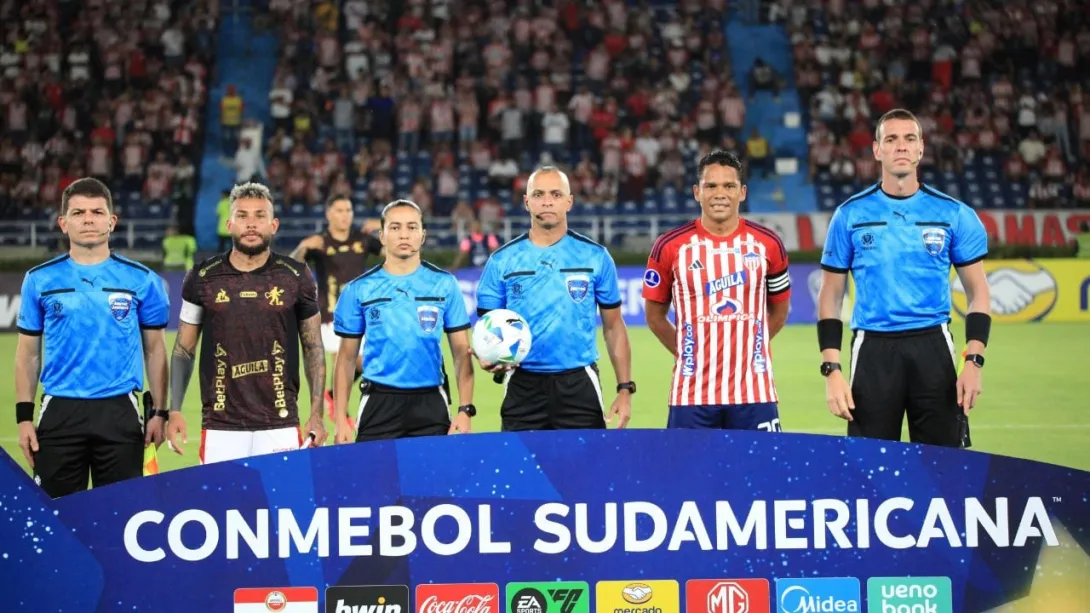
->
[419, 594, 495, 613]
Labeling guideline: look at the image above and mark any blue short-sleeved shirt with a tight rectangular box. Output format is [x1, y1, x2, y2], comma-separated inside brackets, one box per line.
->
[476, 230, 622, 372]
[18, 254, 170, 398]
[821, 184, 988, 332]
[335, 261, 470, 389]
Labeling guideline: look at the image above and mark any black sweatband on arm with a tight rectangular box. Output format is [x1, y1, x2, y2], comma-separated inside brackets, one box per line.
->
[817, 318, 843, 352]
[965, 312, 991, 346]
[16, 402, 33, 424]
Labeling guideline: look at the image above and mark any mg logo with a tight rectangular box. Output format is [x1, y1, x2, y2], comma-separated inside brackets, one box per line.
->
[686, 579, 768, 613]
[708, 582, 749, 613]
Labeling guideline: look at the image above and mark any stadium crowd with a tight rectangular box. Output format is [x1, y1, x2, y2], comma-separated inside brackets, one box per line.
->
[777, 0, 1090, 209]
[6, 0, 1090, 229]
[251, 0, 766, 228]
[0, 0, 219, 221]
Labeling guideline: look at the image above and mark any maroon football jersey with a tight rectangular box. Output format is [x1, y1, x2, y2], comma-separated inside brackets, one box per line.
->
[181, 253, 319, 431]
[309, 229, 382, 323]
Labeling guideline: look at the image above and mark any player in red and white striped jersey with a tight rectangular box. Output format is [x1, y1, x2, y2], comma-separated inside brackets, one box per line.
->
[642, 150, 791, 431]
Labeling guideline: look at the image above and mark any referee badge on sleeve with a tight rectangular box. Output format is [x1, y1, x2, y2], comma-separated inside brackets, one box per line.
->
[922, 228, 946, 256]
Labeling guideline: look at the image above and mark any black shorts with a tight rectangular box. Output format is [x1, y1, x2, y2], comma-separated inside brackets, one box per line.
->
[354, 380, 451, 442]
[33, 392, 145, 498]
[847, 324, 969, 448]
[501, 364, 607, 431]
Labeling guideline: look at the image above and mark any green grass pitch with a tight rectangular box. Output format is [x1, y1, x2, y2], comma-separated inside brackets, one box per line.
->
[1, 322, 1088, 478]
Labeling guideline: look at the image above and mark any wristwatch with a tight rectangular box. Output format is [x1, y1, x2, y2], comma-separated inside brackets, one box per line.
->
[820, 362, 842, 377]
[617, 382, 637, 394]
[152, 409, 170, 420]
[457, 404, 477, 417]
[964, 354, 985, 368]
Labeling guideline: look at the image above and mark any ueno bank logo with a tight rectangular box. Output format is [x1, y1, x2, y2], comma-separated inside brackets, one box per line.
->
[865, 578, 952, 613]
[686, 579, 770, 613]
[416, 584, 499, 613]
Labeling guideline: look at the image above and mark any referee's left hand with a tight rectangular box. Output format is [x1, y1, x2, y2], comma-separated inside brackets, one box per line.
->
[957, 363, 983, 414]
[449, 411, 472, 434]
[607, 393, 632, 429]
[144, 415, 165, 448]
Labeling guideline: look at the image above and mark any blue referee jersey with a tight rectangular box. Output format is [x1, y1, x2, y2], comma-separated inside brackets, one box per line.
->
[476, 230, 622, 372]
[334, 262, 470, 389]
[17, 254, 170, 398]
[820, 184, 988, 332]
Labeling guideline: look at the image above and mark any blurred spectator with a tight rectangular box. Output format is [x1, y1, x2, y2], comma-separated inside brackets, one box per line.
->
[216, 190, 231, 251]
[745, 128, 771, 179]
[234, 136, 267, 183]
[748, 58, 781, 101]
[221, 85, 244, 155]
[451, 220, 500, 270]
[162, 225, 197, 271]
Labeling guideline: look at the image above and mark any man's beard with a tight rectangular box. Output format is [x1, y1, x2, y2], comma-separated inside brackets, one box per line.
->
[232, 235, 272, 256]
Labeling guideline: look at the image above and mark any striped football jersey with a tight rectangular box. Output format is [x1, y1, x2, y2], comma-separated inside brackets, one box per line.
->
[642, 218, 791, 406]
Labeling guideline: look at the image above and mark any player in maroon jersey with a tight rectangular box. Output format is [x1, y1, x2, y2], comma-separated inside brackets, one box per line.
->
[289, 194, 382, 420]
[642, 150, 792, 431]
[165, 182, 328, 462]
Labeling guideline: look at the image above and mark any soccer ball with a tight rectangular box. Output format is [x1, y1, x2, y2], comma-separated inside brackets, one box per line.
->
[471, 309, 533, 366]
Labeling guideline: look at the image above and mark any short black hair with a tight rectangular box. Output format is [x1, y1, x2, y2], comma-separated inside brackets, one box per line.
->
[380, 199, 423, 229]
[697, 150, 746, 184]
[875, 108, 922, 141]
[61, 177, 114, 215]
[326, 193, 351, 208]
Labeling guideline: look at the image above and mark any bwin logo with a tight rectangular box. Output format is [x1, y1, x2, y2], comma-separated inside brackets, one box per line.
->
[334, 600, 402, 613]
[779, 586, 859, 613]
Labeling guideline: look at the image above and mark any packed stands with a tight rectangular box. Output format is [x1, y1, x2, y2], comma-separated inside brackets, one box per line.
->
[778, 0, 1090, 211]
[255, 0, 752, 247]
[0, 0, 219, 244]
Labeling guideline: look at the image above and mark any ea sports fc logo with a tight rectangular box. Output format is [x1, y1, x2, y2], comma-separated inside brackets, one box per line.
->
[950, 260, 1057, 322]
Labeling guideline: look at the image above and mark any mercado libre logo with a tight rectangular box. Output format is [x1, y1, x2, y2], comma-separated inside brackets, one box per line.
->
[950, 260, 1057, 322]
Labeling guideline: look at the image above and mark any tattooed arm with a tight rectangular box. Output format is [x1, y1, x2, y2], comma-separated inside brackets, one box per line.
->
[163, 320, 201, 455]
[298, 312, 328, 445]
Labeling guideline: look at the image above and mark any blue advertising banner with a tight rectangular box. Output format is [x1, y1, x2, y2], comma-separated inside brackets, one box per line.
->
[1, 431, 1088, 613]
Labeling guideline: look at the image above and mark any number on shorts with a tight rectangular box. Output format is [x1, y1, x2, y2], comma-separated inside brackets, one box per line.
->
[757, 418, 782, 432]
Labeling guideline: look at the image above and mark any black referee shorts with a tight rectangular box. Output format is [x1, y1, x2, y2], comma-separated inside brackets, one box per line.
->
[847, 324, 969, 448]
[354, 380, 451, 442]
[33, 392, 145, 498]
[501, 364, 607, 431]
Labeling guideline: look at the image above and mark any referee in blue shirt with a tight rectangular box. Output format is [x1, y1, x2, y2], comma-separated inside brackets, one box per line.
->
[332, 199, 476, 442]
[14, 178, 170, 497]
[475, 166, 634, 430]
[817, 109, 992, 447]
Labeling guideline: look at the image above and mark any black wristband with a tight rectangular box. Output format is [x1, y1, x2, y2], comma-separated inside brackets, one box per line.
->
[817, 318, 843, 352]
[16, 402, 33, 424]
[965, 312, 991, 346]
